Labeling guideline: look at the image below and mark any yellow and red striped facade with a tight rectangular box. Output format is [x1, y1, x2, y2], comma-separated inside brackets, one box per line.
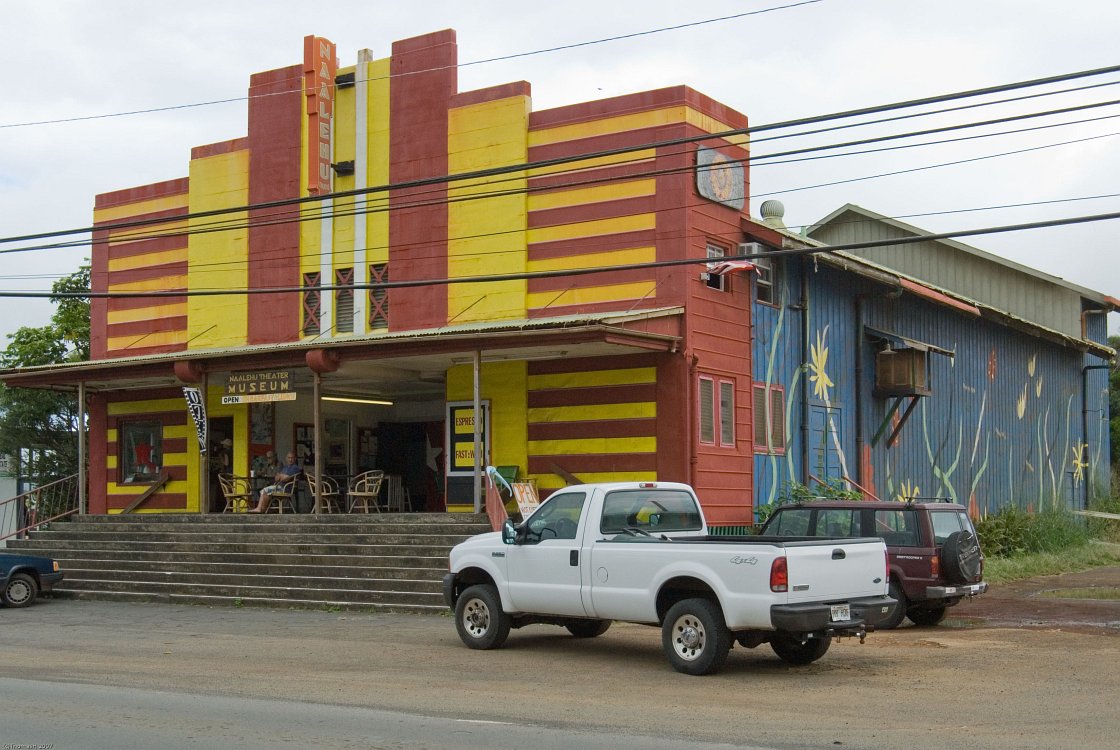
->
[87, 30, 757, 521]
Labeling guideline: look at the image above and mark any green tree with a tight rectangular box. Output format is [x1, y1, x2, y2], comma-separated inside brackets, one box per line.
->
[0, 265, 90, 485]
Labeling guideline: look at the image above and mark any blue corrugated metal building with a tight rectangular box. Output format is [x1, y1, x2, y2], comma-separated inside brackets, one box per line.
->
[747, 201, 1115, 521]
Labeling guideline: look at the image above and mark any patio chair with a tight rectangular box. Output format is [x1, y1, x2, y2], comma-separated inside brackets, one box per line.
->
[305, 473, 343, 514]
[348, 470, 385, 513]
[218, 473, 252, 513]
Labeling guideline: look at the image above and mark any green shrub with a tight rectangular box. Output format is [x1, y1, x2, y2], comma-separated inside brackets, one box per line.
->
[755, 479, 863, 524]
[976, 506, 1089, 558]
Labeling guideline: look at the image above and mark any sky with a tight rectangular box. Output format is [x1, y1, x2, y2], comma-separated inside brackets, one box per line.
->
[1, 0, 1118, 345]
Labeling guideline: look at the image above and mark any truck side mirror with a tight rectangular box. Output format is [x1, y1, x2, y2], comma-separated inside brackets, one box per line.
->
[502, 519, 518, 545]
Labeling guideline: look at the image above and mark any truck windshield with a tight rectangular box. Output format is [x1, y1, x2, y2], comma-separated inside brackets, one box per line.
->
[599, 489, 702, 534]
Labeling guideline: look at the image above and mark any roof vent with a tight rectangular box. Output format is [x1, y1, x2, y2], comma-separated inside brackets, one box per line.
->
[759, 200, 786, 228]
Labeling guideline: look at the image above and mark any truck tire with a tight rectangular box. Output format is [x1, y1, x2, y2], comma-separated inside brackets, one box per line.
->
[566, 619, 611, 638]
[770, 635, 831, 665]
[941, 530, 983, 584]
[880, 580, 908, 629]
[662, 598, 731, 676]
[454, 584, 511, 650]
[2, 572, 38, 608]
[906, 606, 948, 627]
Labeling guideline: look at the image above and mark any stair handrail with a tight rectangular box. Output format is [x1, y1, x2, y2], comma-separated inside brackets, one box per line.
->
[0, 473, 80, 542]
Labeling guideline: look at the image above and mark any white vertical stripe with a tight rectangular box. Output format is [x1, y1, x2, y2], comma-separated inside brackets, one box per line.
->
[354, 53, 370, 333]
[319, 115, 334, 338]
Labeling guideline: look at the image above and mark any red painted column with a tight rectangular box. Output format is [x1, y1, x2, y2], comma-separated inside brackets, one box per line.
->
[389, 31, 457, 330]
[247, 65, 303, 344]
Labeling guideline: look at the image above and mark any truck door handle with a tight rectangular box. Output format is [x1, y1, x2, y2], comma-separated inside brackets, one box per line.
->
[570, 550, 579, 566]
[832, 549, 846, 560]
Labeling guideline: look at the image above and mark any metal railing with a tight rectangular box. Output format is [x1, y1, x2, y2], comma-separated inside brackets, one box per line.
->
[0, 474, 80, 542]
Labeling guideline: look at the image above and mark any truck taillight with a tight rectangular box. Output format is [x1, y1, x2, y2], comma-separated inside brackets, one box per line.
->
[770, 557, 788, 593]
[885, 550, 890, 582]
[931, 554, 940, 579]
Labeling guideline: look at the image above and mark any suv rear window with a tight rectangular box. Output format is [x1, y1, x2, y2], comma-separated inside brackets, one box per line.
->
[767, 508, 811, 536]
[929, 510, 970, 544]
[872, 509, 920, 546]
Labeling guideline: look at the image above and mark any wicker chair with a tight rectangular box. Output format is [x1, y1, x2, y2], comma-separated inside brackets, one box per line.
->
[218, 473, 252, 513]
[305, 473, 343, 514]
[347, 470, 385, 513]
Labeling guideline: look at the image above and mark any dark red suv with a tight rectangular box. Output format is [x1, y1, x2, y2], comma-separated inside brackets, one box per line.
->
[759, 499, 987, 628]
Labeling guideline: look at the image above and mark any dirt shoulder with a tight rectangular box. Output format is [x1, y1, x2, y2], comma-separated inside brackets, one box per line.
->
[948, 564, 1120, 634]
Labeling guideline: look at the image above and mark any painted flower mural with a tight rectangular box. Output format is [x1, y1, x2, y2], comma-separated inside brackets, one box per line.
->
[809, 328, 834, 401]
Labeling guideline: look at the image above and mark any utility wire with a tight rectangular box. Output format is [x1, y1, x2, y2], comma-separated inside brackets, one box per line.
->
[0, 2, 822, 130]
[10, 103, 1119, 265]
[5, 62, 1120, 246]
[6, 211, 1118, 300]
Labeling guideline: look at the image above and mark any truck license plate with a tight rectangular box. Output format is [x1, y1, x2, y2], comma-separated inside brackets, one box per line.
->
[830, 604, 850, 622]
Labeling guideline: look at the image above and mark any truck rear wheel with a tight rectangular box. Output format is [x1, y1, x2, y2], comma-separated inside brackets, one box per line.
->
[454, 584, 511, 650]
[770, 635, 831, 665]
[662, 598, 731, 676]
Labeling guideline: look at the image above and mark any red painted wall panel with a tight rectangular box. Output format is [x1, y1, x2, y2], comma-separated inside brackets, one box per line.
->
[247, 65, 303, 344]
[388, 30, 457, 330]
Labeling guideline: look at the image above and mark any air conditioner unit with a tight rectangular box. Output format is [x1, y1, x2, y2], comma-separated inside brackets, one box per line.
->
[737, 241, 767, 257]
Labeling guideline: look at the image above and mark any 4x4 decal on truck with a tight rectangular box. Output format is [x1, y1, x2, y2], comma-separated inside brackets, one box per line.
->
[729, 556, 759, 565]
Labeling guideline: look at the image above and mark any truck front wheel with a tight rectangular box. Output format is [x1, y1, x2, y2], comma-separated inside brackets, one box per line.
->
[455, 584, 511, 650]
[662, 598, 731, 675]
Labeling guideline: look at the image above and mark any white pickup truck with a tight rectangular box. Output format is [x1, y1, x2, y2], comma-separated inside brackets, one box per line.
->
[443, 481, 895, 675]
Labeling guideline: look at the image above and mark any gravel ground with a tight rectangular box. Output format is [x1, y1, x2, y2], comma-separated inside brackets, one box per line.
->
[1, 566, 1117, 750]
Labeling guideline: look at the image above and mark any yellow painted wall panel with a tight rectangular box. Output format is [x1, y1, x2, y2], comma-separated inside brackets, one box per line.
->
[94, 193, 189, 223]
[533, 471, 656, 490]
[365, 58, 392, 266]
[107, 398, 187, 416]
[107, 303, 187, 325]
[528, 367, 656, 389]
[448, 95, 529, 323]
[107, 329, 186, 350]
[109, 274, 188, 293]
[527, 281, 657, 309]
[528, 105, 746, 148]
[528, 403, 657, 422]
[108, 248, 188, 273]
[527, 436, 656, 455]
[446, 362, 528, 474]
[527, 246, 655, 273]
[527, 179, 655, 212]
[187, 148, 249, 349]
[527, 213, 654, 244]
[527, 150, 654, 178]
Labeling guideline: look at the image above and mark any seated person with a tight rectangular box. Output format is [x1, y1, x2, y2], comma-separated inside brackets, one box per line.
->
[249, 452, 301, 513]
[252, 450, 279, 478]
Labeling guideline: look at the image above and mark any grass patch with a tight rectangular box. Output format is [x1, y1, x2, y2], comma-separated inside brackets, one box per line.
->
[983, 542, 1120, 584]
[1034, 586, 1120, 600]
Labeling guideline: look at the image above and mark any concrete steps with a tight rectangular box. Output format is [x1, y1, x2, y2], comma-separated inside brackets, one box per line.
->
[6, 512, 491, 613]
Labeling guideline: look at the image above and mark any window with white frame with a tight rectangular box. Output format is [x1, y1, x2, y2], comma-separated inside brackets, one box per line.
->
[699, 375, 735, 447]
[705, 243, 727, 291]
[754, 255, 778, 305]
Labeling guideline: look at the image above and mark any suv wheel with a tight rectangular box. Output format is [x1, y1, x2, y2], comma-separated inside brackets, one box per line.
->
[880, 580, 907, 629]
[907, 606, 948, 627]
[941, 530, 983, 584]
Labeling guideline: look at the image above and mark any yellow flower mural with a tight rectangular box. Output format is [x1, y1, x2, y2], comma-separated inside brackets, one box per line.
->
[897, 479, 921, 502]
[809, 328, 834, 401]
[1071, 444, 1088, 485]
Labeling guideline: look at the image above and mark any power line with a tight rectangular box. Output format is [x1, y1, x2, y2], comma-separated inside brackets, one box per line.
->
[0, 2, 823, 130]
[6, 211, 1118, 300]
[5, 62, 1120, 247]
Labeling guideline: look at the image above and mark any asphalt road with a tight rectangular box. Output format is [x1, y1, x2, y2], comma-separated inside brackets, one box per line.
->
[0, 593, 1117, 750]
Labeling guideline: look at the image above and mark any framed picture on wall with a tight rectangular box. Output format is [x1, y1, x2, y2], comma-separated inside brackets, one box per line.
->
[250, 402, 274, 445]
[293, 423, 314, 466]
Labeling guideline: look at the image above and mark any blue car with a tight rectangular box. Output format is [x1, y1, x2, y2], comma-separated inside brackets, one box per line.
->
[1, 552, 64, 608]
